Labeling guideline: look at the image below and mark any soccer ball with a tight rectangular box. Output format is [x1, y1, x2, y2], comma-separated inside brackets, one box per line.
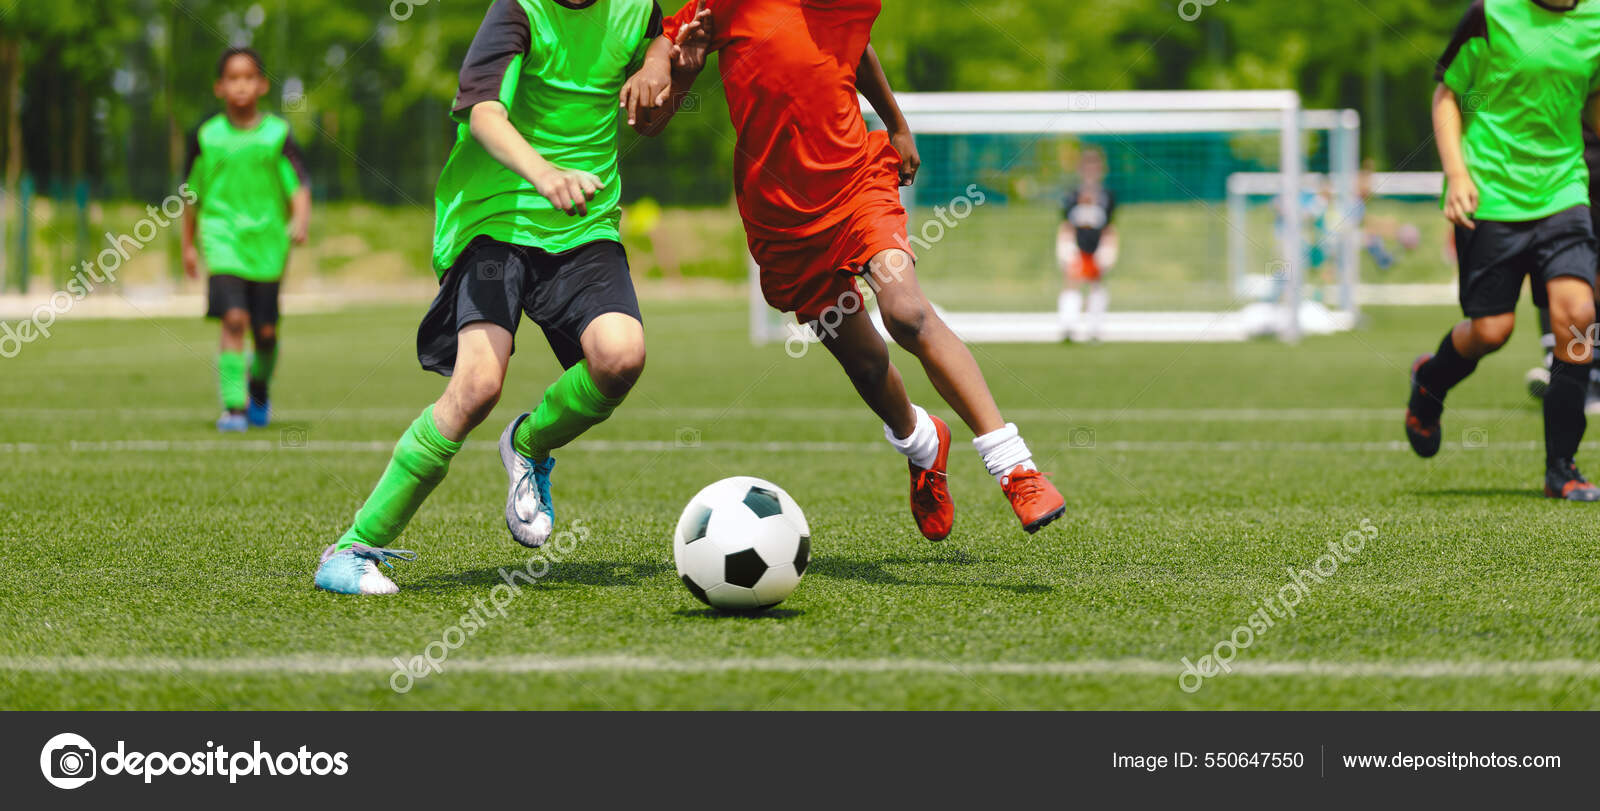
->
[674, 476, 811, 612]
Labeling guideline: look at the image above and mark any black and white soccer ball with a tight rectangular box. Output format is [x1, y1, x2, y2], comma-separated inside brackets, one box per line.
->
[674, 477, 811, 612]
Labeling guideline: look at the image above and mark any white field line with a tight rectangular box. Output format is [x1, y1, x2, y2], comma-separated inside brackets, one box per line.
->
[0, 439, 1550, 454]
[0, 406, 1532, 423]
[1, 655, 1596, 680]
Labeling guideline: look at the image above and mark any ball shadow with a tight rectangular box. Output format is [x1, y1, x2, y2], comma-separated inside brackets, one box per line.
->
[672, 607, 805, 620]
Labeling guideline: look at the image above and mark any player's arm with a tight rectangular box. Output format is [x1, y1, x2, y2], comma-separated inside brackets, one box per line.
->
[470, 102, 601, 216]
[625, 0, 712, 137]
[283, 133, 312, 245]
[1585, 94, 1600, 144]
[856, 44, 919, 186]
[181, 127, 203, 280]
[1433, 84, 1477, 229]
[1056, 221, 1078, 273]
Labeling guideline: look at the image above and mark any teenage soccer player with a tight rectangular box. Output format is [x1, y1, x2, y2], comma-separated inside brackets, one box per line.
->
[314, 0, 673, 595]
[634, 0, 1067, 539]
[1406, 0, 1600, 500]
[1057, 147, 1119, 342]
[183, 48, 311, 432]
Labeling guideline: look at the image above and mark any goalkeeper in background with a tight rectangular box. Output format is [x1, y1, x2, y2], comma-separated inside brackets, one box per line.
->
[1057, 147, 1118, 342]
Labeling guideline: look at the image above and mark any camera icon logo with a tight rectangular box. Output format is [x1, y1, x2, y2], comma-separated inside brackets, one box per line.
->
[281, 427, 309, 448]
[675, 427, 702, 448]
[477, 259, 505, 281]
[679, 92, 703, 113]
[1462, 427, 1489, 449]
[39, 732, 97, 790]
[1069, 427, 1097, 448]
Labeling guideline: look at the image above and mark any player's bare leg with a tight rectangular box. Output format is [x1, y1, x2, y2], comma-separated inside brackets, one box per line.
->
[1544, 276, 1598, 500]
[818, 306, 950, 539]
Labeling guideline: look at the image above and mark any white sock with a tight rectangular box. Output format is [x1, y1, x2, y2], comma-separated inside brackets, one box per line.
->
[973, 423, 1036, 483]
[1059, 289, 1083, 331]
[884, 404, 940, 470]
[1086, 283, 1108, 339]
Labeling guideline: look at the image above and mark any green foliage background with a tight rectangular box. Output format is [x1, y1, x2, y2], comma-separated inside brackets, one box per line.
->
[0, 0, 1459, 205]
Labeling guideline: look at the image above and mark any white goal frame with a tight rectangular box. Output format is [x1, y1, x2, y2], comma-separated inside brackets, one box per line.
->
[749, 91, 1362, 346]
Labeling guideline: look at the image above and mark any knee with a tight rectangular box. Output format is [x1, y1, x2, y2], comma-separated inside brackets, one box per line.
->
[1469, 315, 1515, 351]
[254, 325, 277, 352]
[880, 298, 931, 348]
[451, 370, 503, 424]
[585, 335, 647, 395]
[221, 310, 249, 336]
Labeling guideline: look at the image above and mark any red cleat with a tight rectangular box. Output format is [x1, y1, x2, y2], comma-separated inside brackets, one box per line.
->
[1001, 466, 1066, 534]
[909, 415, 954, 541]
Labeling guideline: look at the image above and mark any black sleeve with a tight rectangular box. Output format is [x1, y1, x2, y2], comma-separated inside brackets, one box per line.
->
[646, 2, 665, 39]
[183, 125, 203, 182]
[282, 133, 311, 188]
[1104, 190, 1116, 222]
[452, 0, 532, 116]
[1435, 0, 1487, 84]
[1062, 189, 1076, 220]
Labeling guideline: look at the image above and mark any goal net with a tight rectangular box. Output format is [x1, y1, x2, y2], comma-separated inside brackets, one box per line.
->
[749, 91, 1362, 346]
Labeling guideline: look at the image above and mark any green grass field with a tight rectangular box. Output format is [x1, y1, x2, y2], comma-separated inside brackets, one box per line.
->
[3, 299, 1599, 709]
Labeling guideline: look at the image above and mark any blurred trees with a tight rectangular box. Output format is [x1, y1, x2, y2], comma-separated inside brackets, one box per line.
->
[0, 0, 1470, 207]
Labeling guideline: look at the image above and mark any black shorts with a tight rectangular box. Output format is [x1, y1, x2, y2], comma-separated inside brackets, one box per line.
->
[206, 274, 281, 326]
[1456, 205, 1597, 318]
[417, 237, 642, 376]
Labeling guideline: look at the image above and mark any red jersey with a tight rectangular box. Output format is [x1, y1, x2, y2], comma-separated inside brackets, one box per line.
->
[664, 0, 902, 242]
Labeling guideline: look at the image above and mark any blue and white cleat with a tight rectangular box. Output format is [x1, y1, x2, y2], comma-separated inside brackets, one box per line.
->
[247, 398, 271, 427]
[314, 543, 417, 595]
[216, 412, 248, 433]
[499, 414, 555, 548]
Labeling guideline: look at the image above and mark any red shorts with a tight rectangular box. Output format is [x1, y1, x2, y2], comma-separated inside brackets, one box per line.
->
[1074, 253, 1102, 282]
[746, 156, 912, 323]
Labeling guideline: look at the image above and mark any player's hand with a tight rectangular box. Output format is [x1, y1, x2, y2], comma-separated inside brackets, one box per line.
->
[621, 61, 673, 126]
[290, 217, 309, 246]
[671, 1, 714, 73]
[1443, 172, 1478, 230]
[183, 244, 201, 280]
[889, 129, 920, 186]
[533, 166, 604, 217]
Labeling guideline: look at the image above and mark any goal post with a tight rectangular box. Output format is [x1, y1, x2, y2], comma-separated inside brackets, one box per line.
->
[749, 91, 1364, 346]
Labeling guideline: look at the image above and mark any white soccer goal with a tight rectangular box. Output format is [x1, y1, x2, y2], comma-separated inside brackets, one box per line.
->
[750, 91, 1364, 346]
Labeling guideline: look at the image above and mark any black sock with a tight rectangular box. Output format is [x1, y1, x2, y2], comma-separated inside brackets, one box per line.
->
[1411, 331, 1477, 422]
[1545, 359, 1588, 465]
[249, 378, 269, 406]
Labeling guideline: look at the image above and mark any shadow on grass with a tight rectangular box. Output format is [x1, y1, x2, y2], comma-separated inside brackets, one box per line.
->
[812, 551, 1053, 595]
[673, 607, 804, 620]
[1419, 488, 1545, 499]
[409, 560, 672, 592]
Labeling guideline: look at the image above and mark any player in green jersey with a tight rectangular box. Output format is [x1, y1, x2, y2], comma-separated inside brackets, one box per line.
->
[315, 0, 703, 595]
[1406, 0, 1600, 499]
[182, 47, 312, 432]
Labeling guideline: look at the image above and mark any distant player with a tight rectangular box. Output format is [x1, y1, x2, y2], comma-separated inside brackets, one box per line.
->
[314, 0, 674, 595]
[182, 47, 312, 432]
[1057, 147, 1118, 342]
[1406, 0, 1600, 500]
[634, 0, 1067, 539]
[1525, 124, 1600, 412]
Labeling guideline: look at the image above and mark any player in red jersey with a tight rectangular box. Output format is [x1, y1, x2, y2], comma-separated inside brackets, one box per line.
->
[627, 0, 1066, 537]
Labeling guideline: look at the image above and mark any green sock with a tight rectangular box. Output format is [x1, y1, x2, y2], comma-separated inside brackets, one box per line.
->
[513, 361, 626, 459]
[336, 405, 464, 551]
[218, 351, 247, 411]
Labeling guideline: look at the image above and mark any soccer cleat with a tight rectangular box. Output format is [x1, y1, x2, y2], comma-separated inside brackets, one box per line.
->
[1404, 354, 1442, 458]
[247, 398, 271, 427]
[1544, 458, 1600, 502]
[1001, 466, 1066, 534]
[1526, 366, 1550, 400]
[909, 415, 954, 541]
[216, 412, 248, 433]
[313, 543, 417, 595]
[500, 414, 555, 548]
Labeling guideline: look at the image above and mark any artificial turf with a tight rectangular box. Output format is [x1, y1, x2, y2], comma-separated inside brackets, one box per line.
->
[2, 299, 1597, 709]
